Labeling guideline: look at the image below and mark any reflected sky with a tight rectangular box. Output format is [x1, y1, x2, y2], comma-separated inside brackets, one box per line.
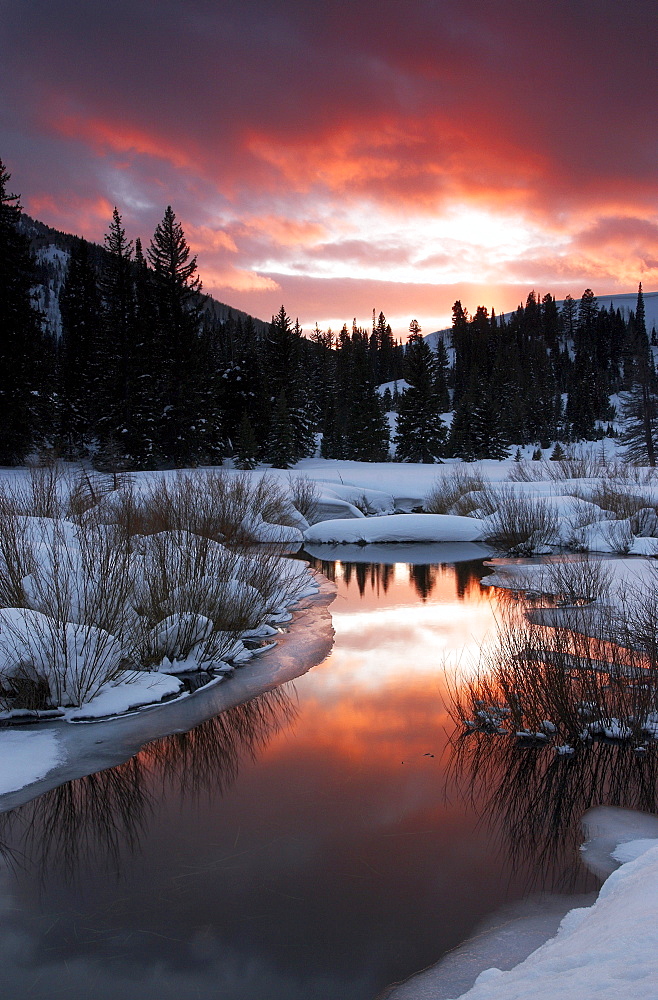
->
[0, 557, 590, 1000]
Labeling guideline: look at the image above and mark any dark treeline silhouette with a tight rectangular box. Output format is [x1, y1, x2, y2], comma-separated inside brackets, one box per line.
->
[2, 157, 657, 468]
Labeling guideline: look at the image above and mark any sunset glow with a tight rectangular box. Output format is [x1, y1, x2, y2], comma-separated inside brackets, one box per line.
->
[3, 0, 657, 333]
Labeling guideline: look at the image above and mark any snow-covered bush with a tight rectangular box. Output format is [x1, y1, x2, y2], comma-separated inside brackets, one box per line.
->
[479, 486, 559, 554]
[423, 466, 485, 514]
[0, 469, 314, 710]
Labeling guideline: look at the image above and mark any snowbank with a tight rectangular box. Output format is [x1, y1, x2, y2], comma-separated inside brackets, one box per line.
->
[303, 512, 485, 544]
[434, 841, 658, 1000]
[0, 730, 66, 795]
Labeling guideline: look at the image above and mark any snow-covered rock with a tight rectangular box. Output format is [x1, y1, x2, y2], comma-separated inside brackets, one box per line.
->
[303, 512, 484, 544]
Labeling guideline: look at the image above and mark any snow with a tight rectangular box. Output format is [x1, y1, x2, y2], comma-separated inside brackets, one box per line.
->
[66, 670, 183, 720]
[0, 729, 66, 795]
[303, 512, 485, 544]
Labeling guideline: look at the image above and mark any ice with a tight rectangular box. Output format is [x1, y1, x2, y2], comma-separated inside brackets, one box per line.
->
[580, 806, 658, 879]
[304, 512, 484, 544]
[0, 729, 66, 794]
[384, 893, 596, 1000]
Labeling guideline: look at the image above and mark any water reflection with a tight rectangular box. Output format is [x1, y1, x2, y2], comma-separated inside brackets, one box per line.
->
[0, 554, 585, 1000]
[304, 552, 491, 603]
[448, 732, 658, 888]
[0, 688, 296, 880]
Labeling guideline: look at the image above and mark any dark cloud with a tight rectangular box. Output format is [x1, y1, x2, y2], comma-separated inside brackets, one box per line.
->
[1, 0, 657, 326]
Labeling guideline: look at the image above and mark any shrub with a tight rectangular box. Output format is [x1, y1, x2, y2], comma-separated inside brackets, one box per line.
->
[480, 486, 559, 554]
[424, 465, 485, 514]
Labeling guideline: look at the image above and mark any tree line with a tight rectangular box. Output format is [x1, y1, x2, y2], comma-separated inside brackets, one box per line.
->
[2, 157, 657, 467]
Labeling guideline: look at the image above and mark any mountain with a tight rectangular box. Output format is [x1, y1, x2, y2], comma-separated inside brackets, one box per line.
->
[18, 213, 269, 340]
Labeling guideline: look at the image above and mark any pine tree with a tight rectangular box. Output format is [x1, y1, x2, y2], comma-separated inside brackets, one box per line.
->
[96, 208, 138, 465]
[433, 338, 451, 412]
[235, 412, 258, 469]
[148, 206, 206, 465]
[394, 325, 446, 462]
[263, 309, 316, 462]
[620, 284, 658, 465]
[58, 238, 102, 456]
[268, 390, 296, 468]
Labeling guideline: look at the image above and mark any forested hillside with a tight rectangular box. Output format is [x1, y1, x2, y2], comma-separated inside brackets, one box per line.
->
[2, 157, 657, 469]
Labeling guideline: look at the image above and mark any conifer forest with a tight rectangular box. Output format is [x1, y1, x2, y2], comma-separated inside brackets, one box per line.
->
[2, 157, 657, 470]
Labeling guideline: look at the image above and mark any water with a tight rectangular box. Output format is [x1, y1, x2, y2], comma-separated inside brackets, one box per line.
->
[0, 552, 595, 1000]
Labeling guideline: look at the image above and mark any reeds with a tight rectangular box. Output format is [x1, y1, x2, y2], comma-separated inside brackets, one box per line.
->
[0, 467, 312, 709]
[423, 465, 486, 514]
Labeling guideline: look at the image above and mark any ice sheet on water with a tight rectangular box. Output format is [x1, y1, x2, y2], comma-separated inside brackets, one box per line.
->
[0, 729, 66, 795]
[382, 893, 596, 1000]
[580, 805, 658, 879]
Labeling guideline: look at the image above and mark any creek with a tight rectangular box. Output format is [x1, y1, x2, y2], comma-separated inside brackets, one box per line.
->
[0, 547, 599, 999]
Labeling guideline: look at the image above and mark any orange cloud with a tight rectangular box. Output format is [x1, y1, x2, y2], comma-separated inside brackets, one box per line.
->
[26, 192, 115, 240]
[52, 113, 200, 172]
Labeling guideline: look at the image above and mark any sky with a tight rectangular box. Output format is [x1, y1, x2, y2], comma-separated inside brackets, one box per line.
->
[2, 0, 657, 336]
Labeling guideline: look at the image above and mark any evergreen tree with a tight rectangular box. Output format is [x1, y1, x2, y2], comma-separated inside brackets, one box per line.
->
[268, 390, 296, 468]
[433, 338, 451, 412]
[148, 206, 208, 465]
[58, 238, 102, 456]
[235, 411, 258, 469]
[395, 324, 446, 462]
[263, 308, 316, 462]
[96, 208, 140, 465]
[620, 284, 658, 465]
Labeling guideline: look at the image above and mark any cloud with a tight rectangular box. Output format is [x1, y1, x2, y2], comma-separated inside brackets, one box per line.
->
[2, 0, 658, 327]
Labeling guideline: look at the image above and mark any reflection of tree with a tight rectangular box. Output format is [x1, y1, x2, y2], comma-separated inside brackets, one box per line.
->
[0, 687, 297, 881]
[148, 686, 296, 799]
[339, 560, 393, 595]
[447, 728, 658, 889]
[453, 559, 490, 599]
[408, 563, 437, 601]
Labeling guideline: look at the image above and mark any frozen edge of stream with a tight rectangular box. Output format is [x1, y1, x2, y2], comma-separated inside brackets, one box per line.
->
[0, 575, 336, 813]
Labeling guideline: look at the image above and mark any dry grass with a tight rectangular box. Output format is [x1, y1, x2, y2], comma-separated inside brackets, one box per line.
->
[479, 486, 559, 554]
[424, 465, 486, 514]
[287, 475, 320, 524]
